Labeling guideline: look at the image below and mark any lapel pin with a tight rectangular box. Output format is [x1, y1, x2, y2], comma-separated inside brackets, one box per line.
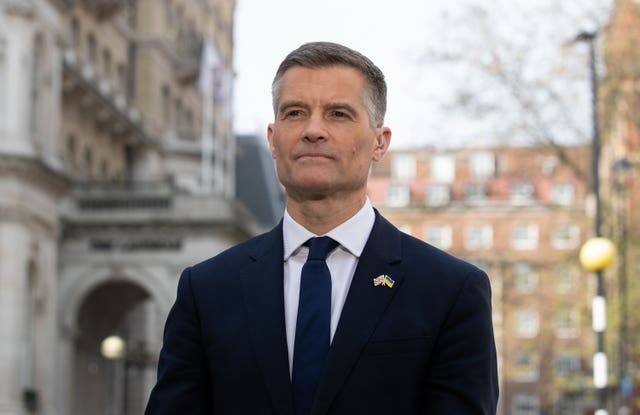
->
[373, 274, 394, 288]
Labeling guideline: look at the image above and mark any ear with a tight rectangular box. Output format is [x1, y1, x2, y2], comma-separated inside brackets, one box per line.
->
[372, 127, 391, 162]
[267, 123, 277, 159]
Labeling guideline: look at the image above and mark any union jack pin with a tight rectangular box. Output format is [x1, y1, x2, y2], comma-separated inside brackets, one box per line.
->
[373, 274, 395, 288]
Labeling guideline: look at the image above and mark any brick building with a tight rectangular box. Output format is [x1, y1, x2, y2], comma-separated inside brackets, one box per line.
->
[368, 144, 597, 414]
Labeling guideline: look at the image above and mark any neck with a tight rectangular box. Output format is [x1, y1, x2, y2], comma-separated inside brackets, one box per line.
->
[286, 192, 367, 235]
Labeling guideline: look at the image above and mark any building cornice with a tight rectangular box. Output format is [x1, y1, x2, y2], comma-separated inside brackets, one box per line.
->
[0, 154, 71, 198]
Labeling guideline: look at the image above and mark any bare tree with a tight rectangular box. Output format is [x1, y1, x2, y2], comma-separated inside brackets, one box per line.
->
[415, 0, 614, 178]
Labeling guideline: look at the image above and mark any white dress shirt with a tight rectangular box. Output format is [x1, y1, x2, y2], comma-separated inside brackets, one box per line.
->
[282, 198, 376, 374]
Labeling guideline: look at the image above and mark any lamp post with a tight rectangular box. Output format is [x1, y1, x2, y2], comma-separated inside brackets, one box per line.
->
[580, 237, 616, 415]
[101, 335, 127, 415]
[572, 29, 611, 415]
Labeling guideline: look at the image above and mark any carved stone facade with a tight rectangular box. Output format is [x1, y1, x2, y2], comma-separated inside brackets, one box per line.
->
[0, 1, 241, 414]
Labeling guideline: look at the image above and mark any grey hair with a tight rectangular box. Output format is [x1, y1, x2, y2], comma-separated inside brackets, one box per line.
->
[271, 42, 387, 128]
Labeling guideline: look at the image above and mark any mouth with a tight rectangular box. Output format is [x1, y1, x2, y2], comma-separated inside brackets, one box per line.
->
[296, 153, 333, 160]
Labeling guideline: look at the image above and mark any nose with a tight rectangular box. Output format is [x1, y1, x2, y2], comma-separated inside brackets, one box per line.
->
[302, 114, 327, 143]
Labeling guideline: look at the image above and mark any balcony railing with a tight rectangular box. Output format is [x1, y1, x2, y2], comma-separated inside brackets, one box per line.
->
[81, 0, 126, 20]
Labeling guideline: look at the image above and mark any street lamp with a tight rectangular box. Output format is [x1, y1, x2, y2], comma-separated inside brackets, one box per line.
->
[571, 28, 611, 415]
[101, 335, 128, 415]
[580, 237, 616, 415]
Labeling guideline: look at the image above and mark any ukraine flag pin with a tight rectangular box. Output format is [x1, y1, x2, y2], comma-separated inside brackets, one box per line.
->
[373, 274, 394, 288]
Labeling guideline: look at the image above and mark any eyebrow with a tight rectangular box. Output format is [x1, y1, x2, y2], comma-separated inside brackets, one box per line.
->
[277, 100, 359, 117]
[325, 102, 358, 117]
[278, 100, 308, 114]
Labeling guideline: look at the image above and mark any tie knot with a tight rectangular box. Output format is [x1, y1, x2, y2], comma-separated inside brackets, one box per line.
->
[305, 236, 339, 261]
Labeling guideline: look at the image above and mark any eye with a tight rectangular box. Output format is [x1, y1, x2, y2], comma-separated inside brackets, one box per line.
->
[330, 110, 351, 119]
[284, 109, 302, 119]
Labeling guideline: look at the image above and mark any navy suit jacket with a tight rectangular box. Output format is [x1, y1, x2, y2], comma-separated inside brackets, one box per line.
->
[145, 212, 499, 414]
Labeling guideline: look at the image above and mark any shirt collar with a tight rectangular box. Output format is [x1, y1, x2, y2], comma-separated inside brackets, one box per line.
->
[282, 197, 375, 260]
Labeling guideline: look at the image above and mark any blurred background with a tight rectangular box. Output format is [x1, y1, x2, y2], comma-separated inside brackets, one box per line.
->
[0, 0, 638, 414]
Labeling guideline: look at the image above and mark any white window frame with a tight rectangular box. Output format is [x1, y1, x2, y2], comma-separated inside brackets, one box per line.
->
[430, 154, 455, 182]
[465, 224, 493, 250]
[423, 224, 452, 250]
[555, 352, 581, 376]
[391, 153, 417, 181]
[551, 182, 575, 205]
[510, 181, 535, 203]
[385, 184, 410, 207]
[513, 394, 540, 414]
[555, 308, 580, 338]
[551, 224, 580, 250]
[513, 262, 538, 293]
[511, 224, 539, 250]
[515, 308, 539, 338]
[469, 151, 495, 179]
[425, 183, 451, 207]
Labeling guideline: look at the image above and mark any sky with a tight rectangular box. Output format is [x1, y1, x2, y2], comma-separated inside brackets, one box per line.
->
[232, 0, 611, 150]
[232, 0, 444, 149]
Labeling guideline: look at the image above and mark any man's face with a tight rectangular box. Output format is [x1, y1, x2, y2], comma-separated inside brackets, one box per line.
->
[267, 65, 390, 201]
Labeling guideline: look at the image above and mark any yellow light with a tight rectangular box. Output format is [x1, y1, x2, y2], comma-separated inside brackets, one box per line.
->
[100, 335, 126, 360]
[579, 237, 616, 271]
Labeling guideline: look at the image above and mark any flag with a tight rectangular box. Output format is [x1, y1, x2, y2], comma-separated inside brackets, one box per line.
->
[383, 275, 395, 288]
[198, 39, 221, 98]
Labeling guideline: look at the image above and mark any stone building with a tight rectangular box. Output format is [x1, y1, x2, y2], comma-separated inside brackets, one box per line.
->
[0, 1, 249, 414]
[368, 144, 596, 414]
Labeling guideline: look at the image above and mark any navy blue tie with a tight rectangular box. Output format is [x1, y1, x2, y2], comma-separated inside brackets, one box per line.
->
[292, 236, 339, 415]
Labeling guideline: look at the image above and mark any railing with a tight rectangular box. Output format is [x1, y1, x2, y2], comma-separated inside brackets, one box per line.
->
[81, 0, 126, 20]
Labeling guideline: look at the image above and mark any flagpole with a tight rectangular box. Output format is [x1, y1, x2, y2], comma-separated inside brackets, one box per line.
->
[198, 39, 219, 194]
[200, 90, 214, 193]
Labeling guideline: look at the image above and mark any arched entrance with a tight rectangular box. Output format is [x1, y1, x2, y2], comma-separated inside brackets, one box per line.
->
[73, 281, 159, 415]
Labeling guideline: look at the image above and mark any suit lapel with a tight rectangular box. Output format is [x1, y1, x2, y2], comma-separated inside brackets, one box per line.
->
[312, 213, 404, 415]
[241, 222, 295, 415]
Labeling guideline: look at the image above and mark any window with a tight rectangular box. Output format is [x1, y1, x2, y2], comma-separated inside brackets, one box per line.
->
[555, 308, 580, 338]
[551, 224, 580, 250]
[391, 153, 416, 181]
[66, 134, 76, 170]
[424, 225, 452, 250]
[515, 308, 539, 338]
[174, 98, 183, 130]
[555, 265, 579, 293]
[463, 182, 488, 201]
[430, 154, 455, 182]
[71, 18, 80, 49]
[555, 351, 581, 376]
[513, 352, 539, 382]
[541, 156, 557, 176]
[470, 152, 495, 179]
[513, 262, 538, 292]
[116, 64, 126, 94]
[510, 181, 535, 202]
[385, 184, 410, 207]
[511, 224, 538, 250]
[513, 394, 540, 415]
[86, 33, 96, 65]
[102, 49, 111, 80]
[425, 184, 450, 206]
[22, 262, 38, 393]
[84, 147, 93, 178]
[551, 183, 575, 205]
[0, 37, 5, 123]
[162, 85, 171, 125]
[465, 224, 492, 250]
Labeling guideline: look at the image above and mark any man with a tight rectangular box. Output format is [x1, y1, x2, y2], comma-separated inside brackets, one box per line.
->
[145, 42, 498, 414]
